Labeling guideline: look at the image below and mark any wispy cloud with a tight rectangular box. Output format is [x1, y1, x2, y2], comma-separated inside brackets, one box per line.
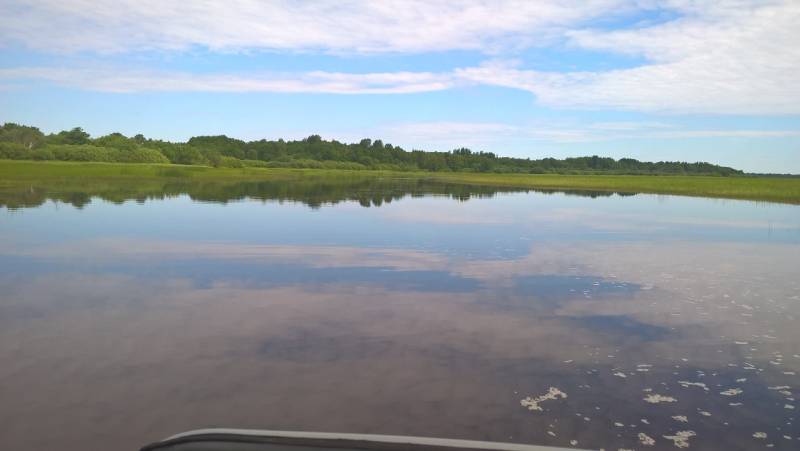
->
[587, 122, 673, 131]
[649, 130, 800, 139]
[0, 67, 455, 94]
[0, 0, 627, 54]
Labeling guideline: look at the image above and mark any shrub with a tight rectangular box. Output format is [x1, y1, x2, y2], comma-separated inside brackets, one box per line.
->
[218, 156, 245, 168]
[0, 142, 29, 159]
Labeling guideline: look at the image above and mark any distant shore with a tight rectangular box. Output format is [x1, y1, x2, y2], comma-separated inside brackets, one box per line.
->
[2, 160, 799, 205]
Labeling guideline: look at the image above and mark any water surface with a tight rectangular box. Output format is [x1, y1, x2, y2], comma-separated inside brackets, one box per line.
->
[1, 176, 798, 450]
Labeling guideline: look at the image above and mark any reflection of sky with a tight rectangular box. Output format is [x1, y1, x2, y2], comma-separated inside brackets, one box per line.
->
[3, 191, 799, 261]
[0, 254, 482, 293]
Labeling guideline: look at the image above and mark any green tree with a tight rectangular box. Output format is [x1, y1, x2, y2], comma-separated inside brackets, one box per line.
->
[94, 132, 138, 150]
[52, 127, 91, 145]
[0, 123, 46, 149]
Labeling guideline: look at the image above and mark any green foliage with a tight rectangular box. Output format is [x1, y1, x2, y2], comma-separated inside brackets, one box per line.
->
[116, 148, 171, 164]
[48, 127, 91, 145]
[0, 142, 28, 159]
[218, 156, 245, 168]
[93, 132, 139, 150]
[0, 123, 46, 149]
[28, 144, 169, 164]
[0, 122, 745, 176]
[188, 135, 248, 160]
[158, 145, 209, 165]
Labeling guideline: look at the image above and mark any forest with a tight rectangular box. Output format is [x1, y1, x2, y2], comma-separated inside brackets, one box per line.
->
[0, 122, 744, 176]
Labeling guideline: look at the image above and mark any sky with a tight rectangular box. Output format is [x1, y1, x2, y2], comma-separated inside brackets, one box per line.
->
[1, 0, 799, 173]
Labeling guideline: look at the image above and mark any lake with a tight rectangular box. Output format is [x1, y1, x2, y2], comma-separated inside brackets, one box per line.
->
[1, 175, 798, 450]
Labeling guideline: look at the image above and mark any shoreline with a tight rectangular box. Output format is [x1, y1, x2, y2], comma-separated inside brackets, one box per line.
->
[2, 160, 799, 205]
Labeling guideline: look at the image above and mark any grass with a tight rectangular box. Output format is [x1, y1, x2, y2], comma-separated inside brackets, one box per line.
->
[0, 159, 324, 180]
[2, 159, 799, 204]
[427, 172, 800, 204]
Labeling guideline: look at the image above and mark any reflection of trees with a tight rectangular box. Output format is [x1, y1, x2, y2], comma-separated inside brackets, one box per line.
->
[533, 189, 638, 198]
[0, 176, 639, 210]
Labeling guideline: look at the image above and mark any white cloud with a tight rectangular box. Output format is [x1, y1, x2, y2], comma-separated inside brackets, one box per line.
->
[0, 0, 627, 54]
[0, 67, 455, 94]
[458, 1, 800, 114]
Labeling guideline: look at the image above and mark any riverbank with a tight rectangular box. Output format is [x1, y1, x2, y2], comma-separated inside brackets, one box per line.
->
[430, 172, 800, 204]
[2, 160, 798, 204]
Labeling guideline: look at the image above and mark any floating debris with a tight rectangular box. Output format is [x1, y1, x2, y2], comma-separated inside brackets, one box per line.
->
[547, 431, 556, 437]
[785, 404, 795, 410]
[614, 422, 624, 427]
[644, 394, 677, 404]
[720, 388, 743, 396]
[736, 378, 747, 383]
[569, 439, 578, 446]
[520, 387, 567, 412]
[638, 432, 656, 446]
[753, 432, 767, 439]
[678, 381, 709, 391]
[698, 411, 712, 417]
[672, 415, 689, 423]
[613, 372, 627, 378]
[663, 430, 696, 448]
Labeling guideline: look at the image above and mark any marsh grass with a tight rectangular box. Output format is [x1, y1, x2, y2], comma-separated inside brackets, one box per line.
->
[2, 160, 798, 204]
[426, 172, 800, 204]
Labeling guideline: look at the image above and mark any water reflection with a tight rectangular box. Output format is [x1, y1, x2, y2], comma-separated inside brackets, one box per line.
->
[0, 175, 639, 210]
[0, 176, 798, 451]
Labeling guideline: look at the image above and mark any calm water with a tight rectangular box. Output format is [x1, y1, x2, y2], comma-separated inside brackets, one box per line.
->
[1, 176, 799, 451]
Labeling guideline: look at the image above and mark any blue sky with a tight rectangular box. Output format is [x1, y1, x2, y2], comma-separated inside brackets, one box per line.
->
[1, 1, 799, 173]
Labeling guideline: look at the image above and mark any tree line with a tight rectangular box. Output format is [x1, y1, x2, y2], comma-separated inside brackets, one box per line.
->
[0, 122, 744, 176]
